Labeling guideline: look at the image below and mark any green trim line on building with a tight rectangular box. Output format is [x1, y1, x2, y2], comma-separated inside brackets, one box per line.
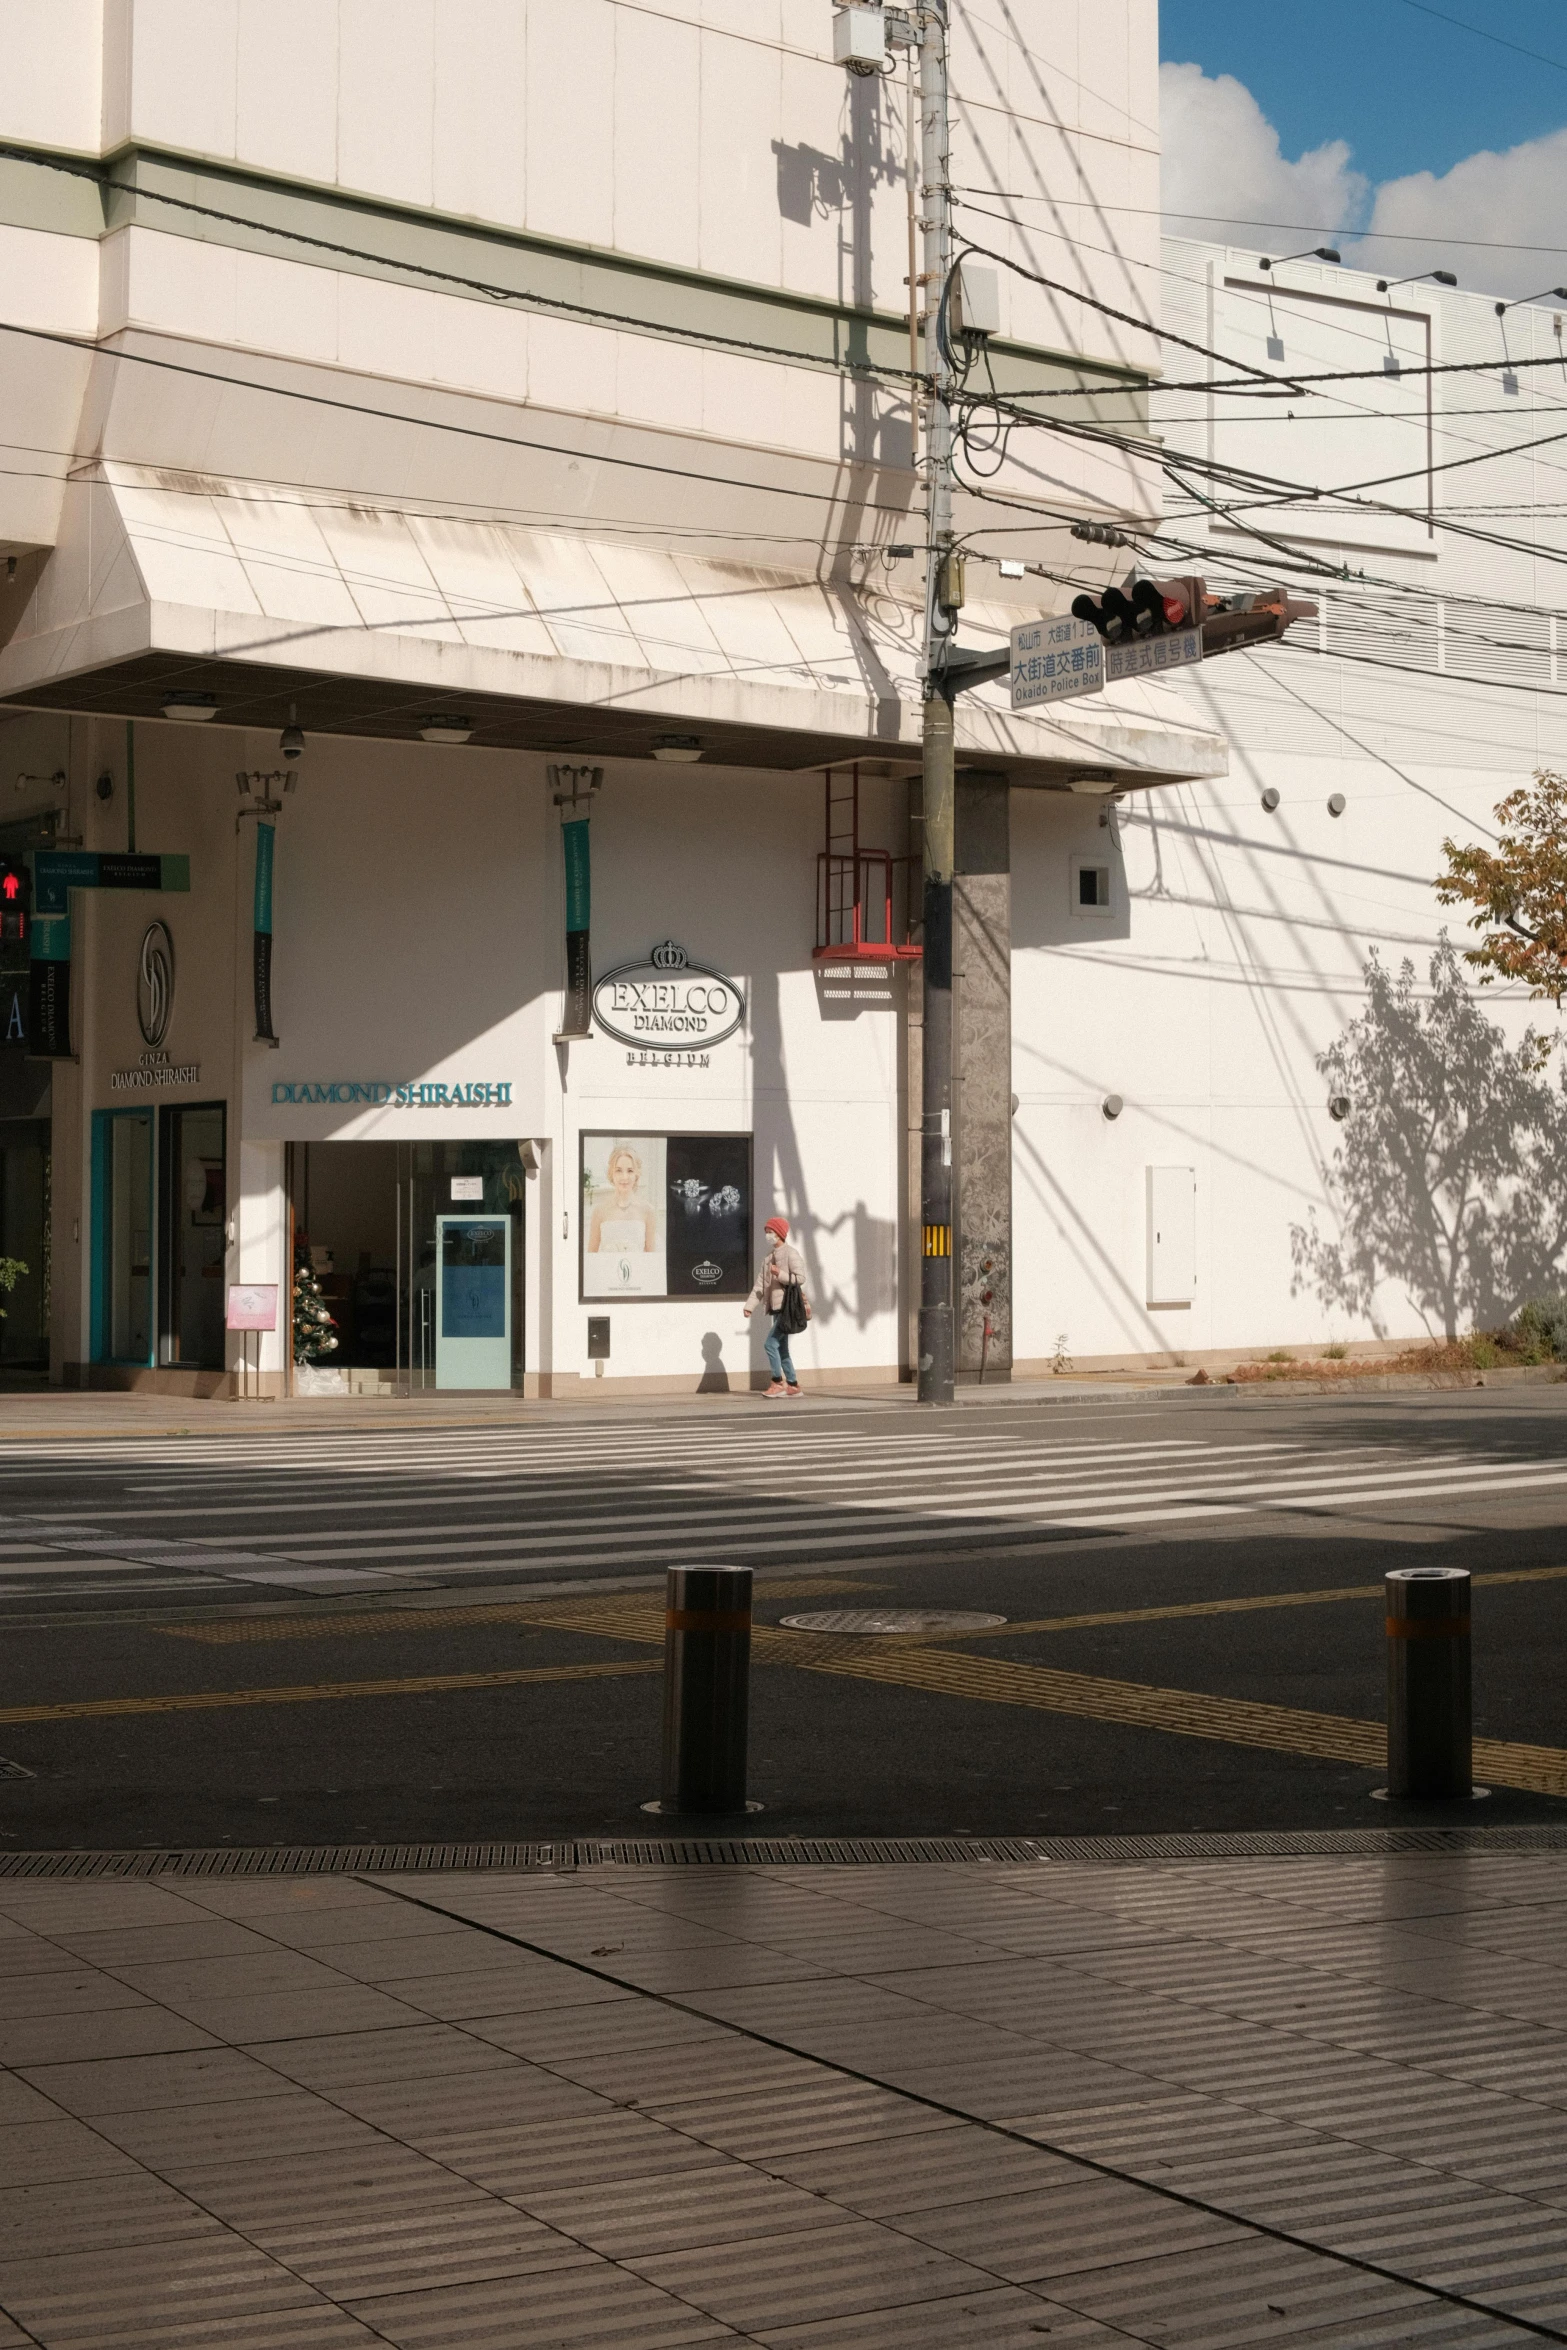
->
[0, 138, 1154, 430]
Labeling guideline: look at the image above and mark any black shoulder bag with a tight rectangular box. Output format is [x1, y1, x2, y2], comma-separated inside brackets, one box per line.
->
[778, 1278, 809, 1335]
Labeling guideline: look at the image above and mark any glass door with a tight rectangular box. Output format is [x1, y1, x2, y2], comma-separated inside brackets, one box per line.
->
[159, 1104, 226, 1369]
[96, 1110, 154, 1363]
[435, 1215, 510, 1389]
[401, 1142, 527, 1394]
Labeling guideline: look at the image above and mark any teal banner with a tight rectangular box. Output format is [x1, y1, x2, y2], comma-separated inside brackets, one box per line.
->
[253, 820, 277, 1045]
[562, 818, 590, 931]
[560, 815, 592, 1038]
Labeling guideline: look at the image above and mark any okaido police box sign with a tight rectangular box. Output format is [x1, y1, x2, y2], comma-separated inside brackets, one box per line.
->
[591, 941, 744, 1053]
[1010, 613, 1203, 710]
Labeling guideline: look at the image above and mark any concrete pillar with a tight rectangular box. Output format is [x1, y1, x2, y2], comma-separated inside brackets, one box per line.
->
[954, 771, 1010, 1381]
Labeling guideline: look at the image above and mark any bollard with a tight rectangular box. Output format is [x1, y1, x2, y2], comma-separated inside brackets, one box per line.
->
[1383, 1566, 1477, 1799]
[651, 1565, 755, 1816]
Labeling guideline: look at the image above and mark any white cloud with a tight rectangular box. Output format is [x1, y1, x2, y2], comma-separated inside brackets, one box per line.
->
[1160, 60, 1567, 305]
[1362, 130, 1567, 302]
[1159, 61, 1366, 250]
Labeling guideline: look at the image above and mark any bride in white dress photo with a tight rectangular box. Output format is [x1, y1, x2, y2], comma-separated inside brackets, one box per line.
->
[583, 1137, 668, 1294]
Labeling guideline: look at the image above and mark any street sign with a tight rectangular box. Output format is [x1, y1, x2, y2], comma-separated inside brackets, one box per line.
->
[1105, 626, 1203, 683]
[1010, 615, 1103, 709]
[1010, 615, 1203, 710]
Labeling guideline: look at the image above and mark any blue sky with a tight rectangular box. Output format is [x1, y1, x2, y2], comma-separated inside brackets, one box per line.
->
[1159, 0, 1567, 185]
[1156, 2, 1567, 299]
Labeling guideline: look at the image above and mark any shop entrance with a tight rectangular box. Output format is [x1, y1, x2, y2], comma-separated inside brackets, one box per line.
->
[288, 1139, 526, 1394]
[92, 1101, 227, 1371]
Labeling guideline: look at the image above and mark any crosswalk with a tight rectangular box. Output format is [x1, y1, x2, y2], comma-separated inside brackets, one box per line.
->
[0, 1409, 1563, 1608]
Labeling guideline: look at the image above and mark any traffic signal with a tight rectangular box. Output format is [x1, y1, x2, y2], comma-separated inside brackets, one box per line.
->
[1200, 585, 1317, 654]
[0, 857, 25, 950]
[1072, 575, 1212, 642]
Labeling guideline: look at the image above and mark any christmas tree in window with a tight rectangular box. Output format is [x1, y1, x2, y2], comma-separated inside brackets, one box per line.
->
[292, 1249, 339, 1364]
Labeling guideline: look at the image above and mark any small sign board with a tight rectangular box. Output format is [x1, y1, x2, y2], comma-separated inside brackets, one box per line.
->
[1010, 614, 1102, 709]
[450, 1175, 484, 1201]
[226, 1284, 278, 1332]
[1105, 626, 1203, 683]
[1010, 615, 1205, 710]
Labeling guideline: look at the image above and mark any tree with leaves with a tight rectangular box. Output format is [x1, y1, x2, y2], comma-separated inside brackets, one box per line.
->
[1437, 768, 1567, 1013]
[1291, 939, 1567, 1341]
[0, 1258, 24, 1316]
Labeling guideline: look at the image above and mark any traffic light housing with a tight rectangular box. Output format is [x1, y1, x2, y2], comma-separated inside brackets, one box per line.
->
[1200, 585, 1317, 654]
[1072, 574, 1213, 643]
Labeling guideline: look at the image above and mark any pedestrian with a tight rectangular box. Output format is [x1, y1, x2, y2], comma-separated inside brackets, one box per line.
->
[743, 1215, 811, 1396]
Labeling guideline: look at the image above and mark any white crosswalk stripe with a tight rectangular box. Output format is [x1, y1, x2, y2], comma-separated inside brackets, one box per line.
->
[0, 1409, 1562, 1605]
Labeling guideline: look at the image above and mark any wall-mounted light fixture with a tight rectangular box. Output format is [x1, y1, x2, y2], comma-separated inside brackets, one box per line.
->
[652, 735, 703, 763]
[1102, 1093, 1124, 1120]
[419, 716, 474, 745]
[1328, 1095, 1351, 1122]
[162, 693, 218, 721]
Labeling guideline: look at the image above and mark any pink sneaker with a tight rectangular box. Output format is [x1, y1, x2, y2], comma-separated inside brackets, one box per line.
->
[764, 1381, 787, 1397]
[787, 1384, 803, 1397]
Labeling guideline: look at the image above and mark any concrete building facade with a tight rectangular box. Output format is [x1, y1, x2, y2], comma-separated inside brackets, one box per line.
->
[0, 8, 1556, 1396]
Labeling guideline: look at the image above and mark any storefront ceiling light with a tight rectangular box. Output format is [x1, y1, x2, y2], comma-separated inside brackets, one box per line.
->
[419, 716, 474, 744]
[162, 694, 219, 721]
[652, 735, 703, 763]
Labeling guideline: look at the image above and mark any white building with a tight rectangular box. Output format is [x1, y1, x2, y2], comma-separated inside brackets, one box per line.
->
[0, 9, 1552, 1396]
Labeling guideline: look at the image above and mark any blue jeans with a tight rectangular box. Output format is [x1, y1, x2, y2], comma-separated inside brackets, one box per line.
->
[764, 1315, 797, 1385]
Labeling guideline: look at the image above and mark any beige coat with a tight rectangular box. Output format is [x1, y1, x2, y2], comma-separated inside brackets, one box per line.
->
[746, 1240, 809, 1316]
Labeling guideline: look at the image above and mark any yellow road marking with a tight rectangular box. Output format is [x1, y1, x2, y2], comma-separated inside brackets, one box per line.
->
[961, 1560, 1567, 1641]
[157, 1576, 879, 1644]
[12, 1573, 1567, 1801]
[0, 1658, 658, 1724]
[507, 1602, 1567, 1802]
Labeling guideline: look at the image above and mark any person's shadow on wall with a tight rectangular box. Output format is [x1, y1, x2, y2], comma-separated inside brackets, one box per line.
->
[1291, 937, 1567, 1339]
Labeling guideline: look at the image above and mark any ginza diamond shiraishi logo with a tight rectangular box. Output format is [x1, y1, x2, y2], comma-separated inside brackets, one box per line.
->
[137, 921, 174, 1049]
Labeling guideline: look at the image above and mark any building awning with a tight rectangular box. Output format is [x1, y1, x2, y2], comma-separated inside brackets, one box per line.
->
[0, 464, 1226, 786]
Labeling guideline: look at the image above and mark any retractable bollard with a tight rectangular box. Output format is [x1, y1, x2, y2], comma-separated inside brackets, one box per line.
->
[1383, 1566, 1478, 1799]
[651, 1566, 755, 1816]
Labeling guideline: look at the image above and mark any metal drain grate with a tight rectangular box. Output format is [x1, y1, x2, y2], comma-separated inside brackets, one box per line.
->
[780, 1609, 1007, 1634]
[4, 1825, 1567, 1877]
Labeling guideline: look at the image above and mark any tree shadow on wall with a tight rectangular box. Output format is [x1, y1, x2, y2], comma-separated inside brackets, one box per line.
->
[1290, 938, 1567, 1341]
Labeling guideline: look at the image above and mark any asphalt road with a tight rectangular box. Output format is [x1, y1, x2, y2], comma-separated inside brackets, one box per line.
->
[0, 1385, 1563, 1848]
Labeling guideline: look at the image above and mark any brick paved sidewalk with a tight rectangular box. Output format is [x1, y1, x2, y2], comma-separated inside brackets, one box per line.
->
[2, 1851, 1565, 2344]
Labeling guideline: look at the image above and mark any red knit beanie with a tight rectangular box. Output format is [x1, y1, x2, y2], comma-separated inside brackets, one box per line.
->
[764, 1216, 790, 1240]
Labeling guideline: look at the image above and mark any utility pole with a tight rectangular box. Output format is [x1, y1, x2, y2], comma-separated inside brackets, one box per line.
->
[916, 0, 956, 1405]
[837, 0, 993, 1406]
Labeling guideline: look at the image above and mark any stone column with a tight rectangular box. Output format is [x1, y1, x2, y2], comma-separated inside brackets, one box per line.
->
[953, 770, 1010, 1381]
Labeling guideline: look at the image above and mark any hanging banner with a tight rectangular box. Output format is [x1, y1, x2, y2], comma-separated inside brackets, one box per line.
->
[551, 765, 601, 1041]
[253, 819, 278, 1046]
[561, 815, 591, 1036]
[27, 911, 70, 1058]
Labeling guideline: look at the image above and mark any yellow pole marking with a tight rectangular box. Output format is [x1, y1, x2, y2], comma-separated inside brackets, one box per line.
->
[0, 1658, 658, 1725]
[156, 1576, 878, 1645]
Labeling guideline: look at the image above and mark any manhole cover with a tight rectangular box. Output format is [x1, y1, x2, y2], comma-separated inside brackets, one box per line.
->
[779, 1609, 1006, 1636]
